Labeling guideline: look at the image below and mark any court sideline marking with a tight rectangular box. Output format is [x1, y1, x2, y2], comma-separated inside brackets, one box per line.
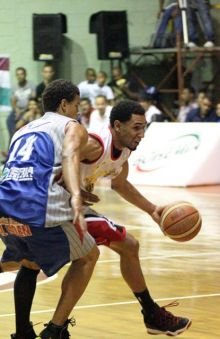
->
[0, 292, 219, 317]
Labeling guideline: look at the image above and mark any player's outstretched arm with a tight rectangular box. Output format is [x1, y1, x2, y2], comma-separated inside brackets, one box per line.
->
[62, 121, 88, 232]
[111, 161, 164, 224]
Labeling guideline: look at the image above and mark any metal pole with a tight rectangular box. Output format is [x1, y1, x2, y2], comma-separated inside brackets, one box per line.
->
[178, 0, 189, 46]
[176, 32, 184, 101]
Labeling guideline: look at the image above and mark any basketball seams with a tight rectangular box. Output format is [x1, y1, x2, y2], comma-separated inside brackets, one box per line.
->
[160, 201, 202, 242]
[167, 215, 202, 239]
[162, 211, 199, 231]
[161, 202, 194, 227]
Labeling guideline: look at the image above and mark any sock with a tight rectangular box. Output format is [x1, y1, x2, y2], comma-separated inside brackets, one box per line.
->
[134, 289, 156, 315]
[14, 266, 40, 335]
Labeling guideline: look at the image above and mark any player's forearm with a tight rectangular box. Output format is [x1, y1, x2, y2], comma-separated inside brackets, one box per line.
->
[111, 179, 156, 216]
[62, 151, 81, 197]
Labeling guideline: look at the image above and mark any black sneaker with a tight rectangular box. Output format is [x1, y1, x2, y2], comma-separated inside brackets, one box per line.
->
[39, 318, 75, 339]
[142, 301, 191, 336]
[10, 322, 37, 339]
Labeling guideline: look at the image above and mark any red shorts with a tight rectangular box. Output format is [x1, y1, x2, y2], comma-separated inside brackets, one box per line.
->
[85, 210, 126, 246]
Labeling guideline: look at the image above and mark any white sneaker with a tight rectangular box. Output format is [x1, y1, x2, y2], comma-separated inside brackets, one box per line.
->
[203, 41, 214, 48]
[187, 41, 198, 48]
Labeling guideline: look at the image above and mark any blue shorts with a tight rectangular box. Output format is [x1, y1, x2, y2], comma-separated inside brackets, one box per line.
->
[0, 218, 95, 277]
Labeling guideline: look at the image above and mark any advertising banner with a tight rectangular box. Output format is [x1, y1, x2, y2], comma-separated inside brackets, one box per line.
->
[128, 123, 220, 187]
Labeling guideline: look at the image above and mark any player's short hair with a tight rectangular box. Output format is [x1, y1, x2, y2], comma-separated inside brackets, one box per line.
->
[110, 100, 145, 127]
[42, 79, 79, 113]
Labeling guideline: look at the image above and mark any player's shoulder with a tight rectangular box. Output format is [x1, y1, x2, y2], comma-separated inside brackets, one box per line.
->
[65, 119, 88, 140]
[88, 132, 104, 150]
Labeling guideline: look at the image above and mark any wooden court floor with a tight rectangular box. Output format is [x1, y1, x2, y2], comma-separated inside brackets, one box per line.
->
[0, 183, 220, 338]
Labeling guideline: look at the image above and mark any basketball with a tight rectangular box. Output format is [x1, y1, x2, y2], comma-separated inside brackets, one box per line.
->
[160, 201, 202, 242]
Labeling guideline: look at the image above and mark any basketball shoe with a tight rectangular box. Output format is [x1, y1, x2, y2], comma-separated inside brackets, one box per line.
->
[39, 318, 75, 339]
[142, 301, 191, 336]
[10, 323, 37, 339]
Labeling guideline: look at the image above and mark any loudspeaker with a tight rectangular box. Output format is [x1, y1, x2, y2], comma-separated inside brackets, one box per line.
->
[89, 11, 129, 60]
[33, 13, 67, 61]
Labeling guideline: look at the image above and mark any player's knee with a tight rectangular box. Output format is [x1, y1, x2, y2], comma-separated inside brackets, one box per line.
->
[123, 233, 140, 255]
[128, 236, 140, 255]
[85, 244, 100, 265]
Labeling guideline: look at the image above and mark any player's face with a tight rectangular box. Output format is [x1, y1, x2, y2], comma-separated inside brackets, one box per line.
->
[64, 95, 80, 119]
[116, 114, 146, 151]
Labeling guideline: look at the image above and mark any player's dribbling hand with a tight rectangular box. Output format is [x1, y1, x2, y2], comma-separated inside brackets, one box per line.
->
[81, 189, 100, 206]
[151, 205, 166, 225]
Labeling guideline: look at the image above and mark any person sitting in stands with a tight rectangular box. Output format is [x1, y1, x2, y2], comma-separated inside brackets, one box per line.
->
[78, 67, 97, 102]
[177, 87, 198, 122]
[78, 97, 94, 129]
[138, 87, 164, 125]
[185, 94, 219, 122]
[15, 98, 42, 131]
[90, 71, 115, 106]
[89, 95, 112, 133]
[108, 66, 139, 103]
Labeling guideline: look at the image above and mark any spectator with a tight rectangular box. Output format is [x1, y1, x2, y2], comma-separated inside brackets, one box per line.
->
[154, 1, 215, 48]
[215, 101, 220, 121]
[7, 67, 36, 138]
[78, 67, 96, 101]
[196, 88, 207, 105]
[36, 64, 55, 103]
[185, 94, 219, 121]
[139, 90, 164, 124]
[78, 97, 94, 129]
[153, 1, 181, 48]
[15, 98, 42, 131]
[187, 0, 215, 48]
[177, 87, 198, 122]
[89, 95, 112, 133]
[108, 66, 139, 103]
[90, 71, 114, 105]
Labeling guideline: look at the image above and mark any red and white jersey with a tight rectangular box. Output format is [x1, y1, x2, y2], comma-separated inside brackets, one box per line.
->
[80, 128, 130, 192]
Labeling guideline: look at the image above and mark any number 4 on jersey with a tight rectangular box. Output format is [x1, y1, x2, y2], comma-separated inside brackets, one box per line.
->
[8, 135, 38, 162]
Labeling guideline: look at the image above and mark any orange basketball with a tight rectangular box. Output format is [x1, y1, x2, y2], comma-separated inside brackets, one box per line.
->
[160, 201, 202, 242]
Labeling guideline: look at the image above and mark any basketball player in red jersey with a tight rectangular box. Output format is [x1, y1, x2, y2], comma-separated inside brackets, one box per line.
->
[78, 99, 191, 337]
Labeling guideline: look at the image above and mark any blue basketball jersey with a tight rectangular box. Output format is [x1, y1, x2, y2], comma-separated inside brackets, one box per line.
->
[0, 112, 75, 227]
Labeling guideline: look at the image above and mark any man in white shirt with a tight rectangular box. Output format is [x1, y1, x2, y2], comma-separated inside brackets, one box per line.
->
[89, 95, 112, 133]
[89, 71, 114, 105]
[138, 91, 164, 124]
[77, 68, 96, 101]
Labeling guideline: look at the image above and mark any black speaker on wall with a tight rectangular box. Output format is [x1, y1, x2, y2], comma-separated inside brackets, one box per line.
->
[89, 11, 129, 60]
[33, 13, 67, 61]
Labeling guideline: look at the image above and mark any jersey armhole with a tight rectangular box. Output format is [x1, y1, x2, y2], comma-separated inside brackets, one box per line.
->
[81, 132, 104, 164]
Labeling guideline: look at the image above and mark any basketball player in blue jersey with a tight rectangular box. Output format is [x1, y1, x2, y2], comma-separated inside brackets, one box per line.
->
[0, 79, 99, 339]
